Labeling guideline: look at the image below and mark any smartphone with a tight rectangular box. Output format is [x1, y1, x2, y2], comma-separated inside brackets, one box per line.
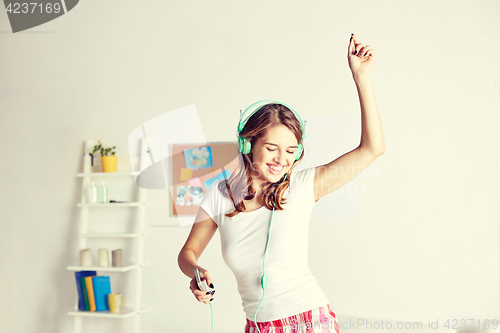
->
[194, 268, 210, 291]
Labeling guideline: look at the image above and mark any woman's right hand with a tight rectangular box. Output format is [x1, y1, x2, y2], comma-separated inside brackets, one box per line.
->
[189, 268, 215, 304]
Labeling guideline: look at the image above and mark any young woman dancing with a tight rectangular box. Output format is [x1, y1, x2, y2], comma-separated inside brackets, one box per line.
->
[178, 33, 385, 333]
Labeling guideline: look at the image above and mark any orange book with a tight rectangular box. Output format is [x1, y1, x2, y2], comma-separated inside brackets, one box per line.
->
[84, 275, 98, 311]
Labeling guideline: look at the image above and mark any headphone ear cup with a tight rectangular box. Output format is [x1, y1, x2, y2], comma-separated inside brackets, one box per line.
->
[295, 143, 303, 161]
[238, 136, 244, 153]
[243, 139, 252, 154]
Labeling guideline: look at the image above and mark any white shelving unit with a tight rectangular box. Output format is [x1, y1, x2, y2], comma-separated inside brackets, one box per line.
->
[67, 140, 152, 333]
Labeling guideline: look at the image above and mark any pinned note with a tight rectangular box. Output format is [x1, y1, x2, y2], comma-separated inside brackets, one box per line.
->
[203, 169, 231, 189]
[180, 168, 193, 181]
[188, 177, 202, 188]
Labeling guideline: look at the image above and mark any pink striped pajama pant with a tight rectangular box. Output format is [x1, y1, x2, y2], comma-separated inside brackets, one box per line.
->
[244, 304, 340, 333]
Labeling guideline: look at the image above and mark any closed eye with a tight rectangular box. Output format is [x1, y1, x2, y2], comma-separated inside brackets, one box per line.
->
[267, 148, 295, 154]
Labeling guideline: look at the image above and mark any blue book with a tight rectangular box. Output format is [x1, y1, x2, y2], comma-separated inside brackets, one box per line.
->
[92, 276, 112, 311]
[74, 271, 97, 311]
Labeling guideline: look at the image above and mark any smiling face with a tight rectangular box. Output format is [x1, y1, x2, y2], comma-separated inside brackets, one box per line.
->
[249, 124, 299, 190]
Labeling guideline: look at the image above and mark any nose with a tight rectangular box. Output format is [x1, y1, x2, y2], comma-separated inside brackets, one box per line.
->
[273, 150, 287, 166]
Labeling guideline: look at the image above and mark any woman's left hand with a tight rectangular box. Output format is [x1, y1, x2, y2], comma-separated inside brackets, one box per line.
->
[348, 34, 375, 77]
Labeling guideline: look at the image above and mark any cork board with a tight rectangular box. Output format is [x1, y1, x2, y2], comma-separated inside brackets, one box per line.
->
[170, 142, 239, 216]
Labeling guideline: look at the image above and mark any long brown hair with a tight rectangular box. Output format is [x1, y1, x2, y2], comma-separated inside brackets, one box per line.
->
[218, 103, 305, 218]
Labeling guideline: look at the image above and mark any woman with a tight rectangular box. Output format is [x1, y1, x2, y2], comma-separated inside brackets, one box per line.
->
[178, 33, 385, 333]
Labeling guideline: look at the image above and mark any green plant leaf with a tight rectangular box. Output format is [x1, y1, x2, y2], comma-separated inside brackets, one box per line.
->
[92, 141, 117, 156]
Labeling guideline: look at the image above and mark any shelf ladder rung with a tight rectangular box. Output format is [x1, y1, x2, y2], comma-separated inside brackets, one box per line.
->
[78, 232, 150, 238]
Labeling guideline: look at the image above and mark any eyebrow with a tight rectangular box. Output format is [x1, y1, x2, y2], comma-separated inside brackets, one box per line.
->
[264, 142, 298, 148]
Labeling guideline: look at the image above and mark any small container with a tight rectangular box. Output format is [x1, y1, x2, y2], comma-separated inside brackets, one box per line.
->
[80, 249, 93, 266]
[87, 181, 97, 204]
[98, 248, 110, 267]
[98, 181, 108, 203]
[112, 249, 123, 267]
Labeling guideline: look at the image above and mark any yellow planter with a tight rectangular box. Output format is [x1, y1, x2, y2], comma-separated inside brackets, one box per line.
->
[101, 156, 118, 172]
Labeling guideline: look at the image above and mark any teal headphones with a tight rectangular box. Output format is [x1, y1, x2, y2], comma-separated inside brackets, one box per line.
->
[237, 100, 306, 162]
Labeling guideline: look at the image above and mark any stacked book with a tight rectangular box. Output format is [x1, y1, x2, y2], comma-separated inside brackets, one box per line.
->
[74, 271, 112, 311]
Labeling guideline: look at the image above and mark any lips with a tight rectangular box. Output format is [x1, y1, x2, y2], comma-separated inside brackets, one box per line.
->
[267, 164, 284, 175]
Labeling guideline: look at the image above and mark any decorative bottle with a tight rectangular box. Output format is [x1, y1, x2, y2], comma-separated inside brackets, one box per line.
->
[87, 181, 97, 204]
[98, 181, 108, 203]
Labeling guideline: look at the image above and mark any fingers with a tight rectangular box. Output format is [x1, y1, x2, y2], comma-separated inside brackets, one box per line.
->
[189, 276, 216, 304]
[201, 270, 214, 288]
[351, 34, 362, 54]
[350, 34, 375, 58]
[350, 34, 362, 55]
[193, 287, 216, 304]
[358, 45, 372, 56]
[359, 46, 375, 58]
[351, 33, 359, 44]
[354, 43, 365, 55]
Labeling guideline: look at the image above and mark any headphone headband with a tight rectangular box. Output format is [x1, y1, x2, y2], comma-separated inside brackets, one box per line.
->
[237, 100, 306, 136]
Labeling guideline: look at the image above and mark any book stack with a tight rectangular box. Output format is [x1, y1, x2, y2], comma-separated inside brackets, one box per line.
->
[74, 271, 112, 311]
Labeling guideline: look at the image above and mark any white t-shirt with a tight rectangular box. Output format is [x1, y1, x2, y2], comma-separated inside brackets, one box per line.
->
[199, 166, 330, 322]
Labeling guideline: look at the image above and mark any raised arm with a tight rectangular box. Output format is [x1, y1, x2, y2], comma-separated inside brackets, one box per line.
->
[314, 33, 385, 202]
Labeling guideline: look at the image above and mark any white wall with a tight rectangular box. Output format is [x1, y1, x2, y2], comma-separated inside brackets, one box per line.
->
[1, 0, 500, 332]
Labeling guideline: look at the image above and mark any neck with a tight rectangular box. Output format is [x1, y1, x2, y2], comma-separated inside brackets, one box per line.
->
[251, 181, 262, 197]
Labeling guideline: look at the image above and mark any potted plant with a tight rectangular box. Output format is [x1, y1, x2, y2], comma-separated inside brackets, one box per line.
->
[92, 140, 118, 172]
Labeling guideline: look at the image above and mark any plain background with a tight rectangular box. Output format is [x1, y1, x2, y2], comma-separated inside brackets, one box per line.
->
[1, 0, 500, 332]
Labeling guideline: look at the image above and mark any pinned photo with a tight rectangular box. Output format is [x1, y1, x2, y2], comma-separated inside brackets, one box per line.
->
[176, 185, 204, 206]
[183, 146, 213, 170]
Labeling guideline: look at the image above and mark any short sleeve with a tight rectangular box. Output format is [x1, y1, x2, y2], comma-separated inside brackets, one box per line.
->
[290, 167, 317, 205]
[199, 180, 221, 226]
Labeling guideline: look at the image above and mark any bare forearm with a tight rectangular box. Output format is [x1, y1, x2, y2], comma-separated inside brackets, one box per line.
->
[353, 73, 385, 154]
[178, 249, 201, 279]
